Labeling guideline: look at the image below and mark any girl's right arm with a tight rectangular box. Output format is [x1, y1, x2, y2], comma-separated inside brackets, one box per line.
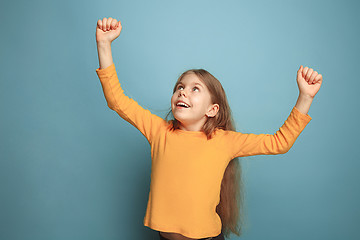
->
[97, 42, 113, 70]
[95, 17, 166, 144]
[96, 17, 121, 69]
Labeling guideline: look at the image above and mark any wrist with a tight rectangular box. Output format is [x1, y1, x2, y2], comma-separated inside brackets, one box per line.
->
[97, 41, 112, 48]
[295, 94, 313, 115]
[299, 93, 314, 100]
[96, 41, 113, 70]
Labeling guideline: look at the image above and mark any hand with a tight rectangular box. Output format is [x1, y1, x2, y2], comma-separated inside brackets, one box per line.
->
[96, 17, 122, 44]
[296, 65, 323, 98]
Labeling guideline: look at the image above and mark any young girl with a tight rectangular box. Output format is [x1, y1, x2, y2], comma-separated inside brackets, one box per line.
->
[95, 17, 323, 240]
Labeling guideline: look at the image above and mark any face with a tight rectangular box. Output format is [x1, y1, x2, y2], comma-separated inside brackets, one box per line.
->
[171, 73, 219, 131]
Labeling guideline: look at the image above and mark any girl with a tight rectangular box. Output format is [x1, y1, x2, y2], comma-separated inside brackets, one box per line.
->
[95, 17, 323, 240]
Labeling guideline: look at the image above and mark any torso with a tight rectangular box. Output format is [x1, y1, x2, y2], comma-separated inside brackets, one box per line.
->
[159, 231, 206, 240]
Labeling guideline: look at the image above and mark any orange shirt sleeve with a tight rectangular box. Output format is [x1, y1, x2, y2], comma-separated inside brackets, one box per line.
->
[95, 63, 166, 144]
[227, 106, 312, 158]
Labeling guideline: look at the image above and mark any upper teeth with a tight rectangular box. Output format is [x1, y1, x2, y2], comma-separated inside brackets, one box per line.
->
[177, 102, 189, 108]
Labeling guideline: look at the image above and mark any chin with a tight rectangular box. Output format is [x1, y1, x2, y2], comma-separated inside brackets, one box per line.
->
[172, 115, 183, 124]
[173, 116, 182, 123]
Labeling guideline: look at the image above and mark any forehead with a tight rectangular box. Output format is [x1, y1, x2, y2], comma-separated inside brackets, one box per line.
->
[179, 73, 205, 86]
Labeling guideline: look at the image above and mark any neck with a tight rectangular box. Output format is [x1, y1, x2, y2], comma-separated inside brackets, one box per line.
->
[179, 125, 202, 132]
[177, 119, 206, 132]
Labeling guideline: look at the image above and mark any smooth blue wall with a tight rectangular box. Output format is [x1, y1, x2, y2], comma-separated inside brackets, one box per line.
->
[1, 0, 359, 239]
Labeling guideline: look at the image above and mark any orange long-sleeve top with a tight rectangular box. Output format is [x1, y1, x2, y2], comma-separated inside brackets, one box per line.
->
[95, 63, 312, 239]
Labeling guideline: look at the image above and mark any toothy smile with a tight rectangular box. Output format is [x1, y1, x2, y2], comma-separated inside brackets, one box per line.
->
[176, 101, 190, 108]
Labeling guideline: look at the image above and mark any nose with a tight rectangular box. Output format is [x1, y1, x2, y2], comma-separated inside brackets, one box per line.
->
[178, 89, 186, 97]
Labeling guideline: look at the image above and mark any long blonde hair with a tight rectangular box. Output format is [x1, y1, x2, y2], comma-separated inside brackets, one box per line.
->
[165, 69, 246, 238]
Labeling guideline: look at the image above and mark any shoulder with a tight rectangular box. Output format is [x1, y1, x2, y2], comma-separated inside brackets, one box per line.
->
[212, 128, 243, 140]
[212, 128, 232, 138]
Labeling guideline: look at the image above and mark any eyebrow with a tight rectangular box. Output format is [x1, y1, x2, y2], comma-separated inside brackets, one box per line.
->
[178, 81, 203, 88]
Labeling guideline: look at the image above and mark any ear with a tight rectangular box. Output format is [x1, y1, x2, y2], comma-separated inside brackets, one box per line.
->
[206, 104, 219, 118]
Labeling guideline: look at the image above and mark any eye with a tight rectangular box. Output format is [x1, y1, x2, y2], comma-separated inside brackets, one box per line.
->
[192, 87, 199, 92]
[177, 85, 184, 90]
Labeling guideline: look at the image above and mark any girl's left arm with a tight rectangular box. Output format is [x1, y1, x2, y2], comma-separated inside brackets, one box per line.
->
[227, 65, 323, 158]
[294, 65, 323, 115]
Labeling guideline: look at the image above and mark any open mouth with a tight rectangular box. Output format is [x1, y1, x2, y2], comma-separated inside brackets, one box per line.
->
[176, 102, 190, 108]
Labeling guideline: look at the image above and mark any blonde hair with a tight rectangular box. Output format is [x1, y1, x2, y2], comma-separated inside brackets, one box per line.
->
[165, 69, 246, 238]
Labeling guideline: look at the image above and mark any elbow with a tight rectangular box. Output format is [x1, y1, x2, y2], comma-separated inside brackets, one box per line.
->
[281, 148, 289, 154]
[107, 103, 117, 111]
[269, 139, 290, 155]
[280, 145, 291, 154]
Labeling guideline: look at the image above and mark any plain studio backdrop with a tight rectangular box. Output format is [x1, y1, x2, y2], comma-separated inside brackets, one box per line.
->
[0, 0, 359, 239]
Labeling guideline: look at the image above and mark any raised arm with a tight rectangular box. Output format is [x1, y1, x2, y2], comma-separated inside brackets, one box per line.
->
[227, 106, 312, 158]
[95, 17, 166, 144]
[294, 65, 323, 115]
[96, 17, 122, 69]
[228, 65, 323, 158]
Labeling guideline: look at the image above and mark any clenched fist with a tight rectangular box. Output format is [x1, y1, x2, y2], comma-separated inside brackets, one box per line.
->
[297, 65, 323, 98]
[96, 17, 122, 43]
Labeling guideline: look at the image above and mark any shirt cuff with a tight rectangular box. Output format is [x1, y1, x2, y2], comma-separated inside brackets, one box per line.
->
[95, 63, 116, 76]
[292, 106, 312, 121]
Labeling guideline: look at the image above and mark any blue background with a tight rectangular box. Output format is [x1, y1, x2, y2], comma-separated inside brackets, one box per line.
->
[1, 0, 359, 239]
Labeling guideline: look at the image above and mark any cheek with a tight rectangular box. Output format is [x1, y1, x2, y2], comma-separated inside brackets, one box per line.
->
[171, 94, 177, 106]
[192, 96, 206, 108]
